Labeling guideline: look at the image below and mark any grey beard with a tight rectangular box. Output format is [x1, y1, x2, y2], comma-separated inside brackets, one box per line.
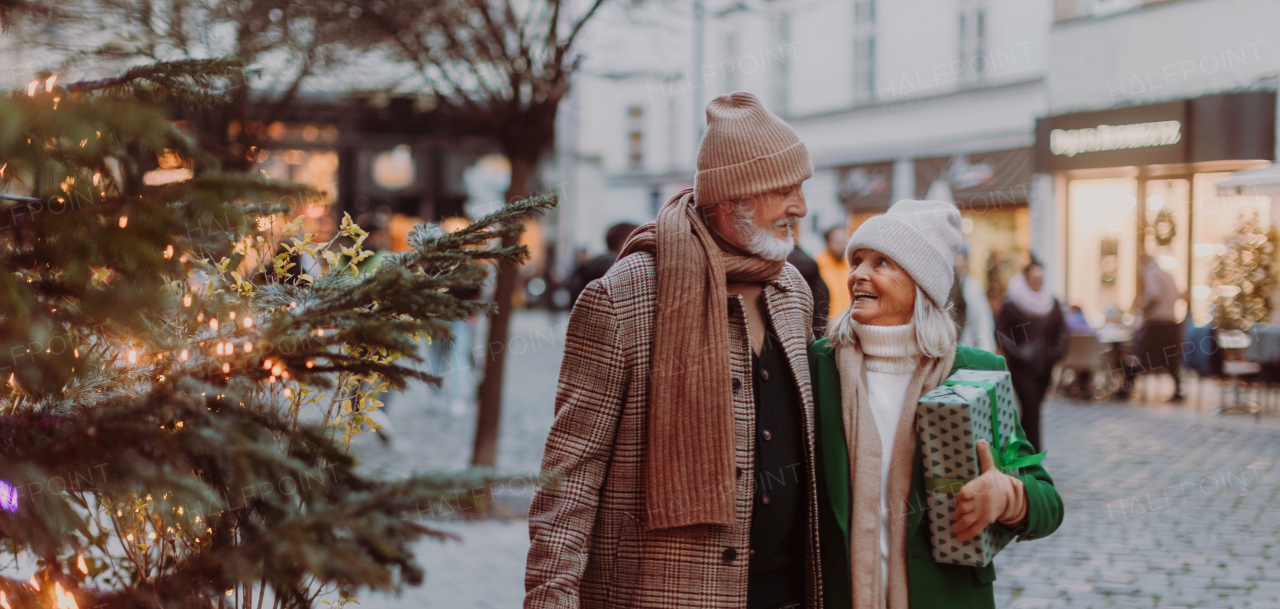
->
[731, 208, 795, 261]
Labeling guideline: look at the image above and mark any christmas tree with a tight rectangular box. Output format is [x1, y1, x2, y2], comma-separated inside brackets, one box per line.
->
[0, 50, 553, 609]
[1209, 214, 1279, 331]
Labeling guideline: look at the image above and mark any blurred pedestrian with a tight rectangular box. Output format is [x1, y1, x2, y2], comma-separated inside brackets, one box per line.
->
[1116, 253, 1183, 401]
[566, 221, 639, 306]
[816, 225, 851, 323]
[810, 200, 1062, 609]
[788, 238, 831, 337]
[952, 244, 995, 352]
[995, 261, 1068, 450]
[526, 92, 822, 609]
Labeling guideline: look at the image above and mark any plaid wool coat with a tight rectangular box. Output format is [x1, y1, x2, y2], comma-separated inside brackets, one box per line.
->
[524, 251, 823, 609]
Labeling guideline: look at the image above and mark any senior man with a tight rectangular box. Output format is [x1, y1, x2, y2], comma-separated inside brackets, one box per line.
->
[525, 92, 821, 609]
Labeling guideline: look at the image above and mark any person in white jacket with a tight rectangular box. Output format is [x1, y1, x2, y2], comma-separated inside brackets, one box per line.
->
[955, 245, 996, 352]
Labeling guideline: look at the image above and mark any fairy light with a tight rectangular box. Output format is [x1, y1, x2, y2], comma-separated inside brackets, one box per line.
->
[263, 359, 273, 370]
[243, 317, 253, 328]
[222, 363, 230, 373]
[271, 365, 282, 376]
[127, 349, 137, 364]
[180, 349, 189, 361]
[306, 360, 314, 368]
[316, 329, 324, 337]
[77, 555, 88, 574]
[283, 388, 293, 398]
[26, 81, 37, 96]
[210, 318, 219, 331]
[197, 312, 204, 322]
[215, 343, 224, 356]
[73, 348, 79, 358]
[44, 74, 56, 92]
[228, 311, 236, 320]
[118, 216, 128, 228]
[289, 301, 297, 309]
[54, 582, 78, 609]
[92, 172, 101, 186]
[183, 294, 192, 307]
[243, 342, 252, 353]
[164, 245, 174, 259]
[29, 574, 39, 590]
[1, 590, 10, 609]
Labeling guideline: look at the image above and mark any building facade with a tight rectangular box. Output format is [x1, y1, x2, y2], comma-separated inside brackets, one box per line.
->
[557, 0, 1053, 307]
[1036, 0, 1280, 325]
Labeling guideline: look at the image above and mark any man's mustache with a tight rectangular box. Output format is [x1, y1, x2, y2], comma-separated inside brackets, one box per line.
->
[772, 216, 800, 229]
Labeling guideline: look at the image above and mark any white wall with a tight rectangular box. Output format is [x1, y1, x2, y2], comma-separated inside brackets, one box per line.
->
[1046, 0, 1280, 112]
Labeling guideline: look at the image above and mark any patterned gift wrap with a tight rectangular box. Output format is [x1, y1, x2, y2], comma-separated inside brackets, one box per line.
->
[916, 369, 1024, 568]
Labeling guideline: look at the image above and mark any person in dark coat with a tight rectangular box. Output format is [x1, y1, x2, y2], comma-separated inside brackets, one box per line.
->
[787, 244, 830, 338]
[566, 222, 638, 305]
[995, 261, 1068, 450]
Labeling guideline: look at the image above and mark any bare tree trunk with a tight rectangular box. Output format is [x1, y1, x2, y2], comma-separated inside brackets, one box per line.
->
[471, 156, 536, 468]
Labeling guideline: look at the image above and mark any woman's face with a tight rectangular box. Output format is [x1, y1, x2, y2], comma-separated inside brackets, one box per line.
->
[1025, 265, 1045, 291]
[847, 248, 916, 326]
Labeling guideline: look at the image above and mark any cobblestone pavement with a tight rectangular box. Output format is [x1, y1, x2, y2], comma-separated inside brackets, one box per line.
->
[354, 311, 1280, 608]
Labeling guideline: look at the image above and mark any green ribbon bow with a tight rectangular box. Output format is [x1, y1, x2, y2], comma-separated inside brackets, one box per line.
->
[940, 378, 1047, 475]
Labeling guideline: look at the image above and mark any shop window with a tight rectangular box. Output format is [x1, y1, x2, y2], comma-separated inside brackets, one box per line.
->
[959, 206, 1029, 311]
[1066, 178, 1139, 325]
[1140, 179, 1191, 323]
[1190, 172, 1271, 326]
[372, 145, 416, 191]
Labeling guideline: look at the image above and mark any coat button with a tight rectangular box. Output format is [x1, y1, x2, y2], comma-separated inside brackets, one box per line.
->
[732, 378, 742, 392]
[761, 492, 772, 505]
[736, 467, 743, 479]
[723, 548, 737, 562]
[760, 369, 770, 381]
[761, 429, 772, 441]
[748, 547, 757, 557]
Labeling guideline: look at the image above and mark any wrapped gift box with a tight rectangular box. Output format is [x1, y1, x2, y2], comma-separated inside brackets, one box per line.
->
[917, 369, 1021, 568]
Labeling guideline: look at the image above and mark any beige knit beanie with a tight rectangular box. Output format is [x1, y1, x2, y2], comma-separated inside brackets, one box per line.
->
[694, 92, 813, 206]
[846, 199, 963, 307]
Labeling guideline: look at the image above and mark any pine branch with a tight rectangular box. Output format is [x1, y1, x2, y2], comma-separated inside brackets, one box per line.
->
[65, 58, 256, 107]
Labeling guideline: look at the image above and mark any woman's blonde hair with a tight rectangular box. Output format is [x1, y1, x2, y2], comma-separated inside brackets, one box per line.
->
[825, 285, 957, 358]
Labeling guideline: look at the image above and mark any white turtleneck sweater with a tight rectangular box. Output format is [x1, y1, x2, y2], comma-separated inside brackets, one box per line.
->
[853, 322, 920, 586]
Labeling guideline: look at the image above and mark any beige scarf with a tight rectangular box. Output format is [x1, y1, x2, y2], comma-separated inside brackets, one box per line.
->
[619, 188, 786, 532]
[836, 342, 954, 609]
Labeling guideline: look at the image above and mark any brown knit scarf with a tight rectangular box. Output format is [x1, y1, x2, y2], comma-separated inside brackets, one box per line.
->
[836, 343, 954, 609]
[618, 188, 786, 532]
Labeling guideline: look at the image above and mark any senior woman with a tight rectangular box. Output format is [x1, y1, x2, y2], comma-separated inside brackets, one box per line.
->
[808, 200, 1063, 609]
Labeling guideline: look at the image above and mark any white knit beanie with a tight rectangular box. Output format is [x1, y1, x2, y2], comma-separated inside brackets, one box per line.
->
[845, 199, 963, 307]
[694, 92, 813, 206]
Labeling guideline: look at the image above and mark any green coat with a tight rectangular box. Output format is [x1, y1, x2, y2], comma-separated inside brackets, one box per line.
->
[809, 338, 1064, 609]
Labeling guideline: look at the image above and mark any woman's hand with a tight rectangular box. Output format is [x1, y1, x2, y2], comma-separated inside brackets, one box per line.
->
[952, 439, 1028, 542]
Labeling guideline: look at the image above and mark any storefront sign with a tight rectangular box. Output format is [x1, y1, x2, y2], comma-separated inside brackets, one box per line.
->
[1037, 101, 1187, 171]
[1048, 120, 1182, 158]
[915, 148, 1031, 207]
[836, 161, 894, 211]
[1036, 92, 1276, 172]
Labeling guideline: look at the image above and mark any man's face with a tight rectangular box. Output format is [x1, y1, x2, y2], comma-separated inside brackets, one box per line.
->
[706, 182, 808, 261]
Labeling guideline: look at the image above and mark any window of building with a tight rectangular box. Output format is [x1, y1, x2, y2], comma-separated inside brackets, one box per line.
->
[853, 0, 876, 101]
[958, 2, 988, 81]
[773, 14, 790, 115]
[627, 106, 644, 171]
[722, 32, 740, 92]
